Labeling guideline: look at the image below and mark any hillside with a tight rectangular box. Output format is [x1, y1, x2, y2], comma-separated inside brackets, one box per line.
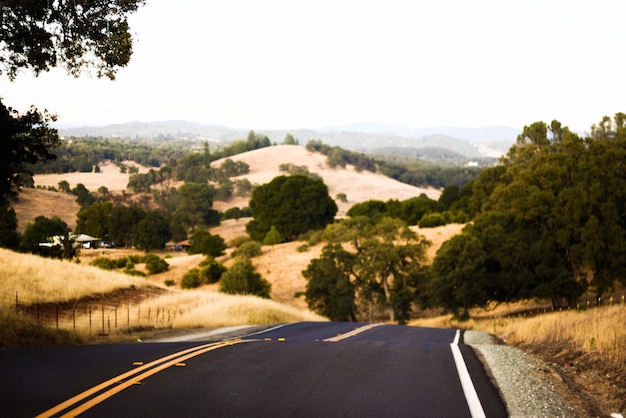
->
[12, 188, 81, 233]
[32, 160, 152, 192]
[210, 145, 440, 216]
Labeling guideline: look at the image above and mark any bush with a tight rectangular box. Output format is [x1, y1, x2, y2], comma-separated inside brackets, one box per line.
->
[124, 268, 146, 277]
[232, 241, 262, 258]
[417, 212, 447, 228]
[228, 235, 253, 248]
[181, 268, 202, 289]
[164, 279, 176, 287]
[90, 257, 116, 270]
[114, 257, 130, 269]
[219, 258, 271, 298]
[144, 254, 169, 274]
[199, 256, 227, 284]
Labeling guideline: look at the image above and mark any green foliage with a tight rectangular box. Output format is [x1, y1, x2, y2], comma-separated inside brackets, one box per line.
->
[232, 241, 262, 258]
[247, 175, 337, 242]
[228, 235, 253, 248]
[347, 195, 443, 226]
[90, 257, 116, 270]
[303, 244, 357, 321]
[219, 258, 271, 298]
[304, 217, 431, 323]
[174, 182, 218, 231]
[223, 206, 252, 220]
[19, 216, 70, 257]
[188, 229, 226, 257]
[0, 100, 60, 203]
[144, 254, 169, 274]
[278, 163, 321, 181]
[199, 256, 227, 284]
[429, 233, 491, 320]
[132, 212, 172, 251]
[0, 0, 145, 80]
[181, 268, 202, 289]
[72, 183, 96, 208]
[417, 213, 447, 228]
[263, 226, 283, 246]
[282, 133, 298, 145]
[0, 200, 19, 249]
[430, 114, 626, 313]
[335, 193, 348, 203]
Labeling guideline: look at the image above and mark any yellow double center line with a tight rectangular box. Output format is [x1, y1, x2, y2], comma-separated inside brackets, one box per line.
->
[37, 339, 254, 418]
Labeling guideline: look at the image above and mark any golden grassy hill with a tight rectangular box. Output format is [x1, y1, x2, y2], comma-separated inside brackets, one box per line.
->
[19, 144, 441, 229]
[210, 145, 441, 216]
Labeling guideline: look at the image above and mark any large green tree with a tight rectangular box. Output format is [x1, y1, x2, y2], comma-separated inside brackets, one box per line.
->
[304, 216, 430, 323]
[247, 175, 337, 242]
[0, 101, 59, 203]
[1, 0, 145, 80]
[432, 115, 626, 313]
[1, 0, 145, 247]
[174, 182, 218, 232]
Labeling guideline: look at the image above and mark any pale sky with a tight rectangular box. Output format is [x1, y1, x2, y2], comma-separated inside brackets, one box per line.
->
[1, 0, 625, 133]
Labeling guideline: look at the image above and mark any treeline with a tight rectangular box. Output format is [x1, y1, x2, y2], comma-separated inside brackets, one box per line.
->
[28, 130, 274, 175]
[30, 131, 480, 191]
[305, 139, 482, 188]
[430, 115, 626, 318]
[300, 114, 626, 323]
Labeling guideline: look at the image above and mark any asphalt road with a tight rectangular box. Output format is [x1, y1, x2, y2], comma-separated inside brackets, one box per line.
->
[0, 322, 507, 417]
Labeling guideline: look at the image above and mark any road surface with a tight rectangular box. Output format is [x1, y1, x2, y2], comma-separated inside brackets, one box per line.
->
[0, 322, 507, 417]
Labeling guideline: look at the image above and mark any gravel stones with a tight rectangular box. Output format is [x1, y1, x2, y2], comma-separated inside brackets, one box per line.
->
[464, 330, 580, 417]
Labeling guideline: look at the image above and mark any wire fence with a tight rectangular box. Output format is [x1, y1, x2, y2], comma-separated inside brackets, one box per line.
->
[0, 291, 202, 336]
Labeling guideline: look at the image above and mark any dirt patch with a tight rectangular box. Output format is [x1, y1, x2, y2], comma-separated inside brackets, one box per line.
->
[518, 340, 626, 416]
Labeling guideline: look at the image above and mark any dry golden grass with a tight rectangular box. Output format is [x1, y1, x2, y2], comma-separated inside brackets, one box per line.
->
[134, 290, 325, 329]
[411, 301, 626, 371]
[32, 160, 151, 192]
[12, 188, 81, 233]
[210, 145, 441, 216]
[413, 223, 465, 262]
[0, 248, 147, 304]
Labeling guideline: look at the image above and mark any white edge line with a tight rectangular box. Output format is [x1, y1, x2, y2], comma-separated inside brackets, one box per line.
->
[451, 329, 487, 418]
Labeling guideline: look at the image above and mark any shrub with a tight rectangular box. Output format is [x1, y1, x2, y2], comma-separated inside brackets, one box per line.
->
[199, 256, 227, 284]
[124, 268, 146, 277]
[232, 241, 262, 258]
[145, 255, 169, 275]
[228, 235, 252, 248]
[90, 257, 116, 270]
[164, 279, 176, 287]
[417, 212, 447, 228]
[181, 268, 202, 289]
[219, 258, 271, 298]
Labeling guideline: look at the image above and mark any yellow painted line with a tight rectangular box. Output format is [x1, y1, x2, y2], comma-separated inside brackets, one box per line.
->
[59, 340, 255, 417]
[36, 341, 245, 418]
[132, 361, 143, 366]
[323, 323, 384, 342]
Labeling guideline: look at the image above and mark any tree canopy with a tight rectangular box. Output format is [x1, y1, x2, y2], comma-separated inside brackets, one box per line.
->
[430, 114, 626, 315]
[247, 175, 337, 242]
[303, 216, 431, 323]
[1, 0, 145, 80]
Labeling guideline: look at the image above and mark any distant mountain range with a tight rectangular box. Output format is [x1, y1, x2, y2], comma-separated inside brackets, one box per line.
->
[58, 121, 520, 163]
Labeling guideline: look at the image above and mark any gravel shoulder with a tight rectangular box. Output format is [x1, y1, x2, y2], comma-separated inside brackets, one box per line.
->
[464, 330, 605, 417]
